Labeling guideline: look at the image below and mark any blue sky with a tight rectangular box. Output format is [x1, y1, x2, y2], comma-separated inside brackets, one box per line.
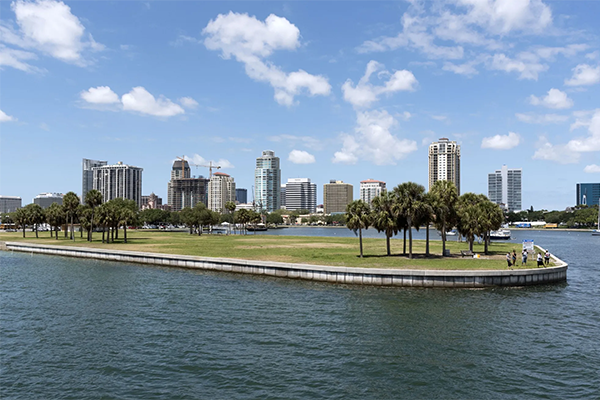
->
[1, 0, 599, 210]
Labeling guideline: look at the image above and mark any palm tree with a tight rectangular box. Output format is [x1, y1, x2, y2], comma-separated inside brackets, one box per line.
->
[416, 193, 435, 257]
[225, 201, 236, 234]
[237, 209, 251, 235]
[477, 197, 504, 254]
[430, 180, 459, 256]
[180, 207, 195, 234]
[346, 200, 371, 258]
[25, 203, 45, 238]
[118, 200, 138, 243]
[63, 192, 80, 241]
[457, 192, 482, 252]
[95, 204, 109, 243]
[394, 182, 426, 259]
[85, 189, 103, 242]
[45, 203, 64, 239]
[13, 208, 28, 238]
[371, 191, 398, 256]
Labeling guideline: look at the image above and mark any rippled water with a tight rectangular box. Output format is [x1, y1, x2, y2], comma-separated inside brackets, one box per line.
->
[1, 231, 599, 399]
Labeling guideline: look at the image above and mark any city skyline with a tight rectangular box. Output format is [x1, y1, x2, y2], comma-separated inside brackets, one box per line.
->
[1, 1, 600, 210]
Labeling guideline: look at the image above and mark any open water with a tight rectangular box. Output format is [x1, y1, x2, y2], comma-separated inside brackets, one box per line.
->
[1, 230, 599, 399]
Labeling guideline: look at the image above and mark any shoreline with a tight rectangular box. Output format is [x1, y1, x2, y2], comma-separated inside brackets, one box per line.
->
[2, 241, 568, 288]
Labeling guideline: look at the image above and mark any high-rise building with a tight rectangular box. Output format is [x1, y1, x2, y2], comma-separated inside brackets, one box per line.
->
[208, 172, 236, 212]
[428, 138, 460, 195]
[360, 179, 386, 205]
[82, 158, 107, 201]
[235, 188, 247, 204]
[285, 178, 317, 213]
[92, 161, 143, 206]
[167, 160, 208, 211]
[0, 196, 21, 214]
[323, 180, 353, 214]
[255, 150, 281, 212]
[488, 165, 522, 212]
[280, 184, 287, 208]
[33, 193, 63, 209]
[576, 183, 600, 207]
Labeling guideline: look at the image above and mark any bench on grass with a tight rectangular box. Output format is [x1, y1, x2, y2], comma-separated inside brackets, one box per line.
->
[460, 250, 473, 257]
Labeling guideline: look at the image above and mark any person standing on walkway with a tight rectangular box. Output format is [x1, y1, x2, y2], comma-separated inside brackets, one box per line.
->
[522, 249, 528, 265]
[507, 252, 512, 268]
[537, 252, 544, 267]
[545, 250, 550, 266]
[512, 250, 517, 267]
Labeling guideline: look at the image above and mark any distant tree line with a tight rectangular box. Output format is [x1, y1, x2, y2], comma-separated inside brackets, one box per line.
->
[506, 205, 598, 228]
[345, 181, 504, 258]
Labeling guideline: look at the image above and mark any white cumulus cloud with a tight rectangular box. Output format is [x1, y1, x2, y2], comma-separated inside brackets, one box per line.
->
[122, 87, 185, 117]
[529, 88, 573, 109]
[0, 0, 103, 69]
[481, 132, 521, 150]
[181, 154, 235, 170]
[532, 136, 579, 164]
[0, 109, 16, 122]
[80, 86, 120, 104]
[564, 64, 600, 86]
[202, 12, 330, 106]
[342, 60, 417, 108]
[80, 86, 188, 118]
[288, 150, 316, 164]
[179, 97, 199, 109]
[332, 110, 417, 165]
[584, 164, 600, 173]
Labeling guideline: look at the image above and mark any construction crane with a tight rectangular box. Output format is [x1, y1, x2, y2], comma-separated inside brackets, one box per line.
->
[176, 156, 221, 179]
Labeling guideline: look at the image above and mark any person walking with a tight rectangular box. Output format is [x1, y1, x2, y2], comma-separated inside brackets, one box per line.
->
[522, 249, 528, 265]
[507, 252, 512, 269]
[537, 252, 544, 267]
[544, 250, 550, 266]
[512, 250, 517, 267]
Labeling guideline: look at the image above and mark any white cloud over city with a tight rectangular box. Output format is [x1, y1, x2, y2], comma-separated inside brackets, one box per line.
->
[202, 12, 331, 106]
[80, 86, 189, 117]
[481, 132, 521, 150]
[0, 0, 103, 71]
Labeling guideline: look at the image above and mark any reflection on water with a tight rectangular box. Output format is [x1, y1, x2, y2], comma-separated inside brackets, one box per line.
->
[1, 230, 598, 399]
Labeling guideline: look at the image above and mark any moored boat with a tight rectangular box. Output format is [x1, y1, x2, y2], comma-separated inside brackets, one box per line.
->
[490, 229, 511, 240]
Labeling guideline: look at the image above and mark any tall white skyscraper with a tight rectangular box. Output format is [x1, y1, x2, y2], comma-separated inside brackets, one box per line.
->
[488, 165, 522, 212]
[254, 150, 281, 212]
[285, 178, 317, 213]
[82, 158, 107, 201]
[428, 138, 460, 195]
[360, 179, 386, 205]
[92, 161, 143, 207]
[208, 172, 236, 212]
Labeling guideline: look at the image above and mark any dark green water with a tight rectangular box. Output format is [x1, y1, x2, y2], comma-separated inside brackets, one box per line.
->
[1, 231, 599, 399]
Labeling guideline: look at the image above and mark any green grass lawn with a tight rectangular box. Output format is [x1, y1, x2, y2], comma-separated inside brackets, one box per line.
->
[0, 230, 548, 270]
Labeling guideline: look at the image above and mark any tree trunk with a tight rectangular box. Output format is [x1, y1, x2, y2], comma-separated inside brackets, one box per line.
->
[115, 226, 119, 239]
[359, 228, 363, 258]
[22, 225, 25, 238]
[111, 226, 115, 242]
[484, 231, 489, 255]
[408, 218, 413, 259]
[469, 238, 474, 252]
[124, 226, 128, 243]
[51, 226, 54, 238]
[35, 225, 38, 238]
[386, 234, 390, 256]
[102, 226, 105, 243]
[442, 223, 446, 256]
[90, 211, 94, 242]
[426, 225, 430, 257]
[403, 228, 407, 255]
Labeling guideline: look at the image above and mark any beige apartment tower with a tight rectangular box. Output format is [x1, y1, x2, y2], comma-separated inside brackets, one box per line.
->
[208, 172, 236, 212]
[92, 162, 143, 207]
[323, 180, 353, 214]
[167, 160, 208, 211]
[428, 138, 460, 195]
[360, 179, 386, 205]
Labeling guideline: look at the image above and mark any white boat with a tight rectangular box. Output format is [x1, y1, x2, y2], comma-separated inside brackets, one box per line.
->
[438, 229, 457, 236]
[490, 229, 511, 240]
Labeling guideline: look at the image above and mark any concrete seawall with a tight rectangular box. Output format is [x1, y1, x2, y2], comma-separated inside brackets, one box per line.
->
[3, 242, 568, 288]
